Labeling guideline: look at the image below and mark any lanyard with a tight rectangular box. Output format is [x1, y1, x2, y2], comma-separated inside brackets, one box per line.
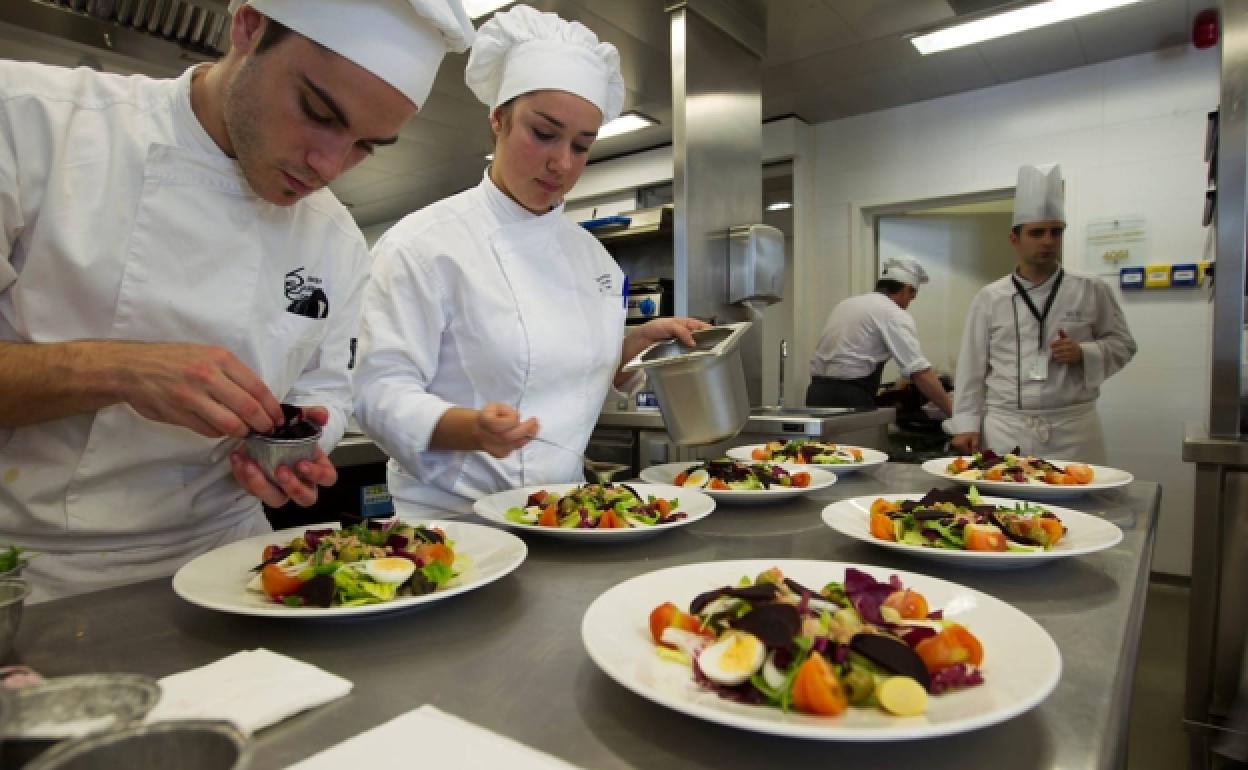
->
[1011, 268, 1064, 351]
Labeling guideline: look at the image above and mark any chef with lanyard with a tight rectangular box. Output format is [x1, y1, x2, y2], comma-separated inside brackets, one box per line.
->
[354, 4, 706, 516]
[947, 164, 1137, 463]
[0, 0, 474, 601]
[807, 255, 953, 417]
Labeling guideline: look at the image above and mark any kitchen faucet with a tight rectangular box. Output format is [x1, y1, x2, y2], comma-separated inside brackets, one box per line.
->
[778, 338, 788, 408]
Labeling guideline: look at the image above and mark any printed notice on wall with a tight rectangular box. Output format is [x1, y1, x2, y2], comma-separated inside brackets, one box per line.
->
[1086, 217, 1148, 270]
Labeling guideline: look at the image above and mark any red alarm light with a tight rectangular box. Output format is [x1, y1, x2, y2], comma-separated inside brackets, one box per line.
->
[1194, 8, 1219, 50]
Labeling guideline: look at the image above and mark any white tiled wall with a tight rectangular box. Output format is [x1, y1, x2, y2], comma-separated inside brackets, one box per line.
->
[806, 45, 1219, 576]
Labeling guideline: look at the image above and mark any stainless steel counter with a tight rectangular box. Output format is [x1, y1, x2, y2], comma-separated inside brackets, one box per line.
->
[12, 464, 1158, 770]
[596, 406, 897, 438]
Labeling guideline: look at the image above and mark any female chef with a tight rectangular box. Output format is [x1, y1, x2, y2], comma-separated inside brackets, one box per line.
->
[353, 4, 705, 515]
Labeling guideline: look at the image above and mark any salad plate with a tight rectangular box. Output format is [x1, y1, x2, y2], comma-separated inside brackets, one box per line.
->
[725, 442, 887, 475]
[471, 483, 715, 541]
[921, 457, 1133, 500]
[821, 493, 1122, 568]
[581, 558, 1060, 741]
[172, 520, 526, 618]
[639, 462, 836, 505]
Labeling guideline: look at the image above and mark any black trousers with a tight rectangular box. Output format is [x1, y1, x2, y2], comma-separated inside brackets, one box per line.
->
[805, 376, 877, 409]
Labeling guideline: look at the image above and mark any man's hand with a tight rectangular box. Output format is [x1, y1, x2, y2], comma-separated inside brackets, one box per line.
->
[473, 402, 538, 458]
[231, 406, 337, 508]
[950, 431, 980, 455]
[117, 342, 284, 437]
[1050, 329, 1082, 365]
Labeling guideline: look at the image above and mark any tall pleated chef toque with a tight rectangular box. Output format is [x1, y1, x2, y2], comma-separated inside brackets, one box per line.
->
[464, 4, 625, 122]
[880, 255, 929, 289]
[227, 0, 475, 109]
[1012, 163, 1066, 226]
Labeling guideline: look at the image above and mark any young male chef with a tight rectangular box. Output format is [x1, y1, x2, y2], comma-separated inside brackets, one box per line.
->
[807, 256, 953, 417]
[0, 0, 474, 601]
[946, 164, 1137, 463]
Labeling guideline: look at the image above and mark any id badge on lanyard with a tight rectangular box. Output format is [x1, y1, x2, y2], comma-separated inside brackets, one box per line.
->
[1013, 270, 1064, 383]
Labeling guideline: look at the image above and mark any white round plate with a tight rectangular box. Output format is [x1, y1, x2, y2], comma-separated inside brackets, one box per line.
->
[582, 558, 1060, 741]
[725, 444, 888, 475]
[172, 520, 526, 618]
[471, 483, 716, 541]
[921, 457, 1134, 500]
[821, 493, 1123, 568]
[638, 462, 836, 505]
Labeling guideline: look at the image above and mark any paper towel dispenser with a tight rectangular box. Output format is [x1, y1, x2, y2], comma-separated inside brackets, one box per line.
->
[727, 224, 784, 304]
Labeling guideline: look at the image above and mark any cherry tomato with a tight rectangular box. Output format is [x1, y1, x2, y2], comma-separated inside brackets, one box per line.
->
[870, 498, 899, 517]
[673, 472, 689, 486]
[964, 523, 1007, 551]
[884, 589, 930, 620]
[915, 624, 984, 673]
[790, 471, 812, 488]
[260, 563, 304, 598]
[598, 508, 624, 529]
[1066, 464, 1094, 484]
[537, 504, 559, 528]
[870, 511, 897, 542]
[791, 654, 848, 716]
[415, 542, 455, 567]
[648, 602, 706, 645]
[1035, 517, 1064, 546]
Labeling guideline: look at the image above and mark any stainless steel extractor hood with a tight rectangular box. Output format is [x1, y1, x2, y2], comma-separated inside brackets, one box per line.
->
[0, 0, 229, 75]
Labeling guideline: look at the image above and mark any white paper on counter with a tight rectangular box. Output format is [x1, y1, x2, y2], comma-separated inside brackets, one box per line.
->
[145, 648, 352, 734]
[285, 704, 582, 770]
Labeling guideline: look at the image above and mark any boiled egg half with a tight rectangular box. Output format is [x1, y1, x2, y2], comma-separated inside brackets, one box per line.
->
[682, 469, 710, 488]
[696, 631, 766, 686]
[362, 557, 415, 584]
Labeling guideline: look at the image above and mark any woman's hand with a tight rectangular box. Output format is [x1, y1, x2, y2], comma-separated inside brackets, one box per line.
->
[619, 317, 711, 368]
[472, 402, 539, 458]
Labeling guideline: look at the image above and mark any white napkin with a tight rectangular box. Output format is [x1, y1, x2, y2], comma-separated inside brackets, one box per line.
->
[145, 648, 352, 734]
[285, 705, 582, 770]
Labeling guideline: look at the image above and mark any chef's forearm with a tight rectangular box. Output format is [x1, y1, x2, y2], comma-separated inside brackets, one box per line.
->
[0, 340, 123, 425]
[911, 368, 953, 418]
[428, 407, 486, 451]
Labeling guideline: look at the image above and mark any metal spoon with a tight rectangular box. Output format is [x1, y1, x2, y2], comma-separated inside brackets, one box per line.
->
[528, 436, 630, 484]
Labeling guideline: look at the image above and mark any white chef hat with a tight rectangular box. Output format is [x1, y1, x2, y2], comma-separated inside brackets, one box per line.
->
[1012, 163, 1066, 226]
[881, 255, 929, 289]
[228, 0, 475, 108]
[465, 4, 625, 122]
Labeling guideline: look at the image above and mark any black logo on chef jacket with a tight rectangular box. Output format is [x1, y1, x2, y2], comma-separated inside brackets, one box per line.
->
[284, 267, 329, 319]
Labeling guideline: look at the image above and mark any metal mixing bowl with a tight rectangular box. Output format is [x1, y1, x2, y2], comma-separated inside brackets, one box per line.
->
[243, 423, 323, 484]
[2, 673, 161, 767]
[23, 719, 249, 770]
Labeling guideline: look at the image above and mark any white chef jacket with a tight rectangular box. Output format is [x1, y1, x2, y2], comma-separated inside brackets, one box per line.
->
[354, 172, 627, 515]
[809, 292, 931, 379]
[947, 268, 1136, 461]
[0, 62, 366, 600]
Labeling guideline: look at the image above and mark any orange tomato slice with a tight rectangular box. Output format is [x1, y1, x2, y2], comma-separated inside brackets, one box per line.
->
[537, 504, 559, 528]
[914, 624, 984, 673]
[964, 523, 1007, 551]
[791, 654, 848, 716]
[869, 511, 897, 541]
[790, 471, 811, 488]
[260, 563, 305, 598]
[648, 602, 707, 646]
[1065, 463, 1094, 484]
[883, 589, 930, 620]
[415, 542, 455, 567]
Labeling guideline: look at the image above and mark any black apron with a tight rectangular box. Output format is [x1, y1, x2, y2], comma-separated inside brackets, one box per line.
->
[805, 361, 886, 409]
